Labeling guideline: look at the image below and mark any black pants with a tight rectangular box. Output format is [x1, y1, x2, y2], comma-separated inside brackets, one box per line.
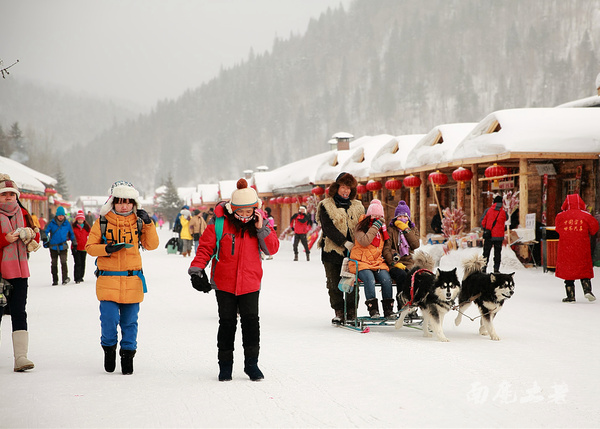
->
[73, 250, 87, 282]
[323, 261, 358, 312]
[293, 234, 309, 256]
[482, 239, 503, 272]
[50, 249, 69, 283]
[215, 290, 260, 363]
[389, 266, 409, 298]
[0, 277, 28, 331]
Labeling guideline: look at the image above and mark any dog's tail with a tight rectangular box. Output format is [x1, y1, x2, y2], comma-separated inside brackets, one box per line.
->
[412, 250, 434, 271]
[462, 253, 486, 280]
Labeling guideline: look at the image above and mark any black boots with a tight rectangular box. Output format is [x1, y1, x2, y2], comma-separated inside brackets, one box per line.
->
[366, 298, 380, 317]
[120, 349, 136, 375]
[102, 344, 117, 373]
[293, 254, 298, 261]
[218, 361, 233, 381]
[582, 279, 596, 302]
[382, 299, 395, 318]
[244, 357, 264, 381]
[563, 282, 575, 302]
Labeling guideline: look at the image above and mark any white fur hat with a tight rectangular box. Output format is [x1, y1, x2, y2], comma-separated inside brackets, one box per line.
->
[225, 178, 261, 214]
[0, 174, 20, 197]
[99, 180, 142, 216]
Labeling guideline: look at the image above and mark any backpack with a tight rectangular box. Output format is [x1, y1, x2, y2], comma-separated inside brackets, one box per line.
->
[99, 215, 144, 249]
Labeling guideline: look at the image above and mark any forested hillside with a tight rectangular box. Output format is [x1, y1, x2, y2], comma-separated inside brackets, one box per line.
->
[6, 0, 600, 197]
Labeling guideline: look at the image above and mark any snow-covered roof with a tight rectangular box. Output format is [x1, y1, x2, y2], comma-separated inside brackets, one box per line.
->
[314, 136, 376, 183]
[218, 180, 238, 201]
[197, 183, 220, 203]
[556, 95, 600, 108]
[331, 131, 354, 139]
[452, 108, 600, 160]
[370, 134, 426, 174]
[254, 150, 334, 194]
[339, 134, 397, 179]
[177, 187, 199, 206]
[404, 123, 478, 169]
[0, 155, 56, 193]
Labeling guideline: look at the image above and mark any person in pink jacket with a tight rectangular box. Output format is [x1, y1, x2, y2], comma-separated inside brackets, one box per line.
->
[189, 178, 279, 382]
[555, 193, 599, 302]
[71, 210, 91, 284]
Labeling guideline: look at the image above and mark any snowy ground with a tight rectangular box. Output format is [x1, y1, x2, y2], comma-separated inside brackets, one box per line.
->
[2, 227, 599, 428]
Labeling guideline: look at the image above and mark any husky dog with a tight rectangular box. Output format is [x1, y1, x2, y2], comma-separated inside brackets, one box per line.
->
[395, 252, 461, 342]
[455, 254, 515, 341]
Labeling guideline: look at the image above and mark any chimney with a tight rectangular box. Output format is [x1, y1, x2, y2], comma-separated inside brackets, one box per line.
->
[331, 132, 354, 151]
[596, 72, 600, 96]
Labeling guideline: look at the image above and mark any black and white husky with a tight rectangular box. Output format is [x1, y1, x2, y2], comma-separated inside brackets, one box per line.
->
[455, 254, 515, 341]
[395, 252, 461, 342]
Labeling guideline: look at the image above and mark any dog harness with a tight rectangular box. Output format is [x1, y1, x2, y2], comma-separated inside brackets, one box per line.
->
[408, 268, 433, 306]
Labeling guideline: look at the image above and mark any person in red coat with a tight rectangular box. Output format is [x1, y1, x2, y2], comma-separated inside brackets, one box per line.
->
[189, 178, 279, 382]
[0, 174, 40, 372]
[290, 205, 313, 261]
[555, 193, 599, 302]
[481, 195, 507, 273]
[71, 210, 91, 284]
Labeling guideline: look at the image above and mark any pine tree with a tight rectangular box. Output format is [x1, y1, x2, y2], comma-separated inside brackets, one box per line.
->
[8, 122, 27, 163]
[55, 165, 69, 199]
[156, 174, 182, 225]
[0, 125, 9, 157]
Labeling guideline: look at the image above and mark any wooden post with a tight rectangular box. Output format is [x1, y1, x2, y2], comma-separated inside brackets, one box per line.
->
[419, 171, 427, 240]
[519, 158, 529, 228]
[470, 165, 478, 230]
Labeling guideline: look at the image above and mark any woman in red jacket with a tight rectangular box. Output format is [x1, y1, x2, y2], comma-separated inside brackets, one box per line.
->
[71, 210, 91, 284]
[189, 179, 279, 382]
[0, 174, 40, 372]
[481, 195, 507, 273]
[555, 193, 599, 302]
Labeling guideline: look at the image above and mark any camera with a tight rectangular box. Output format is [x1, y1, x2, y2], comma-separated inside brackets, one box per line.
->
[392, 254, 401, 263]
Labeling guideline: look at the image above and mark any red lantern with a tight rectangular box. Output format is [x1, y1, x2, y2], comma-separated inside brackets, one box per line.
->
[366, 180, 382, 192]
[283, 197, 293, 204]
[452, 167, 473, 188]
[276, 196, 285, 204]
[311, 186, 324, 196]
[485, 163, 508, 186]
[269, 197, 277, 205]
[302, 195, 310, 203]
[403, 174, 422, 194]
[356, 184, 367, 197]
[385, 178, 402, 196]
[428, 170, 448, 191]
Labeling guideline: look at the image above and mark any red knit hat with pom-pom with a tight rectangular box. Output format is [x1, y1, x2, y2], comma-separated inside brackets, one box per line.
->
[226, 178, 261, 213]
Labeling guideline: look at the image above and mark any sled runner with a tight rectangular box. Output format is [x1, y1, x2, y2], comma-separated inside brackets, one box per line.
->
[336, 258, 422, 333]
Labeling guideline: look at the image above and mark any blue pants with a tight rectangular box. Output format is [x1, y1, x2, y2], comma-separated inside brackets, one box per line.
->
[99, 301, 140, 350]
[358, 269, 393, 300]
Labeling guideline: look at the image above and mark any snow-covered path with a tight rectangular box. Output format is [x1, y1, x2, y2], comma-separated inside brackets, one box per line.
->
[2, 227, 599, 428]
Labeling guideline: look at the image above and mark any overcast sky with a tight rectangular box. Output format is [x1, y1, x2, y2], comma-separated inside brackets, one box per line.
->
[1, 0, 350, 110]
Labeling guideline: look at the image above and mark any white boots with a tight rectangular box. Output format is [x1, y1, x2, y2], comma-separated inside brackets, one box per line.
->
[12, 330, 34, 372]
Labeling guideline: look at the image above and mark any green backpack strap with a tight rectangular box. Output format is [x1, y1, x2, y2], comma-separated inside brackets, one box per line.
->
[212, 216, 224, 262]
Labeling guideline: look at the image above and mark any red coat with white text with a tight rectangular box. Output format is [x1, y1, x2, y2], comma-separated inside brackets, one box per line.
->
[555, 194, 599, 281]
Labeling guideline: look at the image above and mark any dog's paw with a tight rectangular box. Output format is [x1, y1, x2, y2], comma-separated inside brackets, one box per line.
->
[479, 327, 488, 336]
[423, 331, 432, 338]
[437, 336, 450, 342]
[490, 334, 500, 341]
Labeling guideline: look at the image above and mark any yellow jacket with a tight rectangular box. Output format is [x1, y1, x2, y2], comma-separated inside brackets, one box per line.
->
[86, 211, 159, 303]
[180, 215, 193, 240]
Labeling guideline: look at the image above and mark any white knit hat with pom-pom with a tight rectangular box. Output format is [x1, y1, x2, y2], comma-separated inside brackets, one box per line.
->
[99, 180, 142, 216]
[225, 178, 261, 214]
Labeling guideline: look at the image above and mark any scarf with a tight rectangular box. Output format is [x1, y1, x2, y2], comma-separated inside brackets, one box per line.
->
[369, 219, 390, 247]
[333, 193, 351, 209]
[398, 231, 410, 257]
[0, 201, 30, 279]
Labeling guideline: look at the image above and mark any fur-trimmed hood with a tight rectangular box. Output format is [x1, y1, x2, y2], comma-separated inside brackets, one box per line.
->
[327, 172, 358, 199]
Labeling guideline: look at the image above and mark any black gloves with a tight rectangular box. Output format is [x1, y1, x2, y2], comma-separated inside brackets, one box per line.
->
[137, 209, 152, 224]
[190, 269, 212, 293]
[105, 243, 126, 254]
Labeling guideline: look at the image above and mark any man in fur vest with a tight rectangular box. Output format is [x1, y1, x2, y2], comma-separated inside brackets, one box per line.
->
[316, 172, 365, 324]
